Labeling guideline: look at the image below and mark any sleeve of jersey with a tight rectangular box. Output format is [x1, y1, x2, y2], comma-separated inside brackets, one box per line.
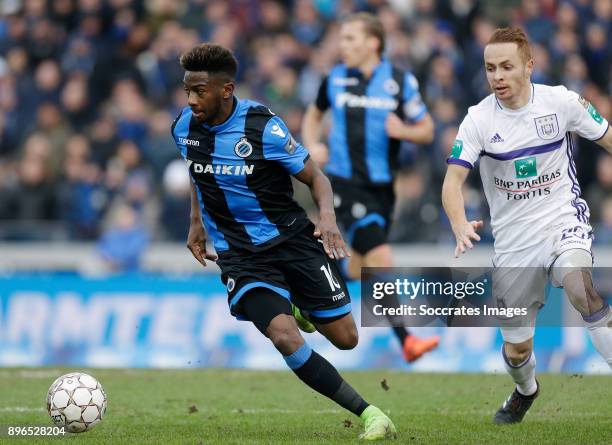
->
[402, 73, 427, 122]
[170, 109, 187, 157]
[314, 76, 330, 111]
[446, 115, 481, 170]
[262, 116, 310, 175]
[565, 89, 609, 141]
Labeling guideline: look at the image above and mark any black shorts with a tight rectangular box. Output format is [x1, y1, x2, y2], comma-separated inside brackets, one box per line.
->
[217, 222, 351, 323]
[330, 177, 395, 255]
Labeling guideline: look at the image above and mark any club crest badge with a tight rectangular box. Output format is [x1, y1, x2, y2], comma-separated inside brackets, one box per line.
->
[383, 78, 400, 95]
[534, 114, 559, 140]
[234, 137, 253, 158]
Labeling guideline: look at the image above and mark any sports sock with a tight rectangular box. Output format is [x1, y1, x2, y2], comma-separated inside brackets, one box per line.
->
[502, 345, 537, 396]
[392, 326, 409, 345]
[384, 292, 411, 342]
[583, 305, 612, 370]
[283, 343, 369, 416]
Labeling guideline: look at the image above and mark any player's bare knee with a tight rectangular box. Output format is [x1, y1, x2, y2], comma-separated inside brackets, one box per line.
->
[564, 271, 604, 316]
[269, 328, 303, 355]
[334, 326, 359, 350]
[504, 341, 532, 365]
[267, 316, 303, 355]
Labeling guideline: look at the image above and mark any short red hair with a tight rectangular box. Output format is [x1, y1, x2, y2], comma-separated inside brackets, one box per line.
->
[487, 27, 532, 63]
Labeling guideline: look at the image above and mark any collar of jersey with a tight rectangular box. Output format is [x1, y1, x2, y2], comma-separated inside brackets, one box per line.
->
[495, 83, 535, 115]
[346, 58, 387, 80]
[202, 96, 240, 131]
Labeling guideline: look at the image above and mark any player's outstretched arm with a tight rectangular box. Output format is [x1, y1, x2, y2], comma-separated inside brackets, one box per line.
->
[294, 159, 350, 260]
[186, 181, 217, 267]
[442, 164, 483, 258]
[302, 104, 329, 167]
[595, 124, 612, 155]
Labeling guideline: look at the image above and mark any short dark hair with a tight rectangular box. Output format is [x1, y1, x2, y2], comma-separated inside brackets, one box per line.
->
[179, 43, 238, 79]
[487, 27, 532, 63]
[342, 12, 385, 55]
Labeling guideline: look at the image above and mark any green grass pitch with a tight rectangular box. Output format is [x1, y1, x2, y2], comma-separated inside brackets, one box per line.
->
[0, 368, 610, 444]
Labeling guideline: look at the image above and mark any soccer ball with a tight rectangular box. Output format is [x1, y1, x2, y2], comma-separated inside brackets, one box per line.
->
[46, 372, 107, 433]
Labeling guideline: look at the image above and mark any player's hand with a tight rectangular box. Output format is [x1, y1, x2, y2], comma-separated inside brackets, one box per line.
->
[385, 113, 407, 139]
[309, 142, 329, 167]
[452, 220, 483, 258]
[186, 221, 217, 267]
[314, 213, 351, 260]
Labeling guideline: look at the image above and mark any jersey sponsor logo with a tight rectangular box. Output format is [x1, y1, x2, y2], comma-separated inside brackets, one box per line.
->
[191, 162, 255, 176]
[450, 139, 463, 158]
[587, 103, 604, 124]
[270, 124, 286, 138]
[234, 137, 253, 158]
[332, 291, 346, 302]
[494, 169, 562, 200]
[578, 95, 589, 110]
[332, 77, 359, 86]
[534, 114, 559, 140]
[514, 157, 537, 179]
[179, 137, 200, 147]
[383, 78, 400, 95]
[335, 92, 398, 110]
[489, 133, 504, 143]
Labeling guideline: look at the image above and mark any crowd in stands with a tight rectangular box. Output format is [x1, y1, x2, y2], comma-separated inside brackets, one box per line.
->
[1, 0, 612, 269]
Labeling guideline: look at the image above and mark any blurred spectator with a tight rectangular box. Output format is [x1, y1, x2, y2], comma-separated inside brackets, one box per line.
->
[57, 146, 107, 240]
[595, 198, 612, 245]
[582, 22, 610, 89]
[0, 154, 56, 223]
[424, 55, 466, 109]
[60, 72, 92, 127]
[35, 102, 72, 172]
[292, 0, 325, 45]
[97, 203, 149, 272]
[587, 155, 612, 223]
[160, 159, 191, 241]
[519, 0, 555, 46]
[142, 110, 177, 175]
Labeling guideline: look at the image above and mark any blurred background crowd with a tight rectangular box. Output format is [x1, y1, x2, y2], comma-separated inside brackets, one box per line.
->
[1, 0, 612, 270]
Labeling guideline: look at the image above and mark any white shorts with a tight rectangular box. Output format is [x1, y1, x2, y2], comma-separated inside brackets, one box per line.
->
[492, 221, 593, 344]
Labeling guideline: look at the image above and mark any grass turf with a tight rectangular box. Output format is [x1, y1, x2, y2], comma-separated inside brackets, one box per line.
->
[0, 368, 610, 444]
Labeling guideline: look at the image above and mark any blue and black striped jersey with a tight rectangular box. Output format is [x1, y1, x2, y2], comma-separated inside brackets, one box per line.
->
[315, 59, 428, 185]
[171, 98, 311, 253]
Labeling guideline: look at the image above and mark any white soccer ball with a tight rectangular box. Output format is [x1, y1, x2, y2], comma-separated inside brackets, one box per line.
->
[46, 372, 107, 433]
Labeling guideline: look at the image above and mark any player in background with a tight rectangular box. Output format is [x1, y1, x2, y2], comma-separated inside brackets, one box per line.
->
[174, 43, 396, 440]
[442, 27, 612, 424]
[302, 12, 440, 363]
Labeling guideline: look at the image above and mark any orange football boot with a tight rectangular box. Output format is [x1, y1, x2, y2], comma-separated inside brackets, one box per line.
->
[403, 335, 440, 363]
